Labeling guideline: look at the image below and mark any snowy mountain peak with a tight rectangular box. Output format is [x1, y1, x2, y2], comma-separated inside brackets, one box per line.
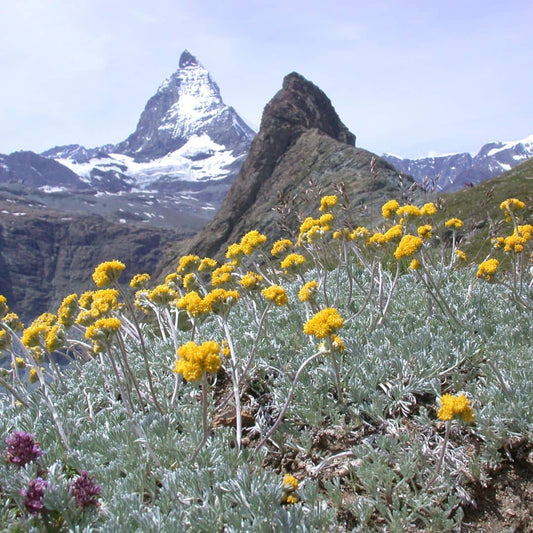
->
[383, 133, 533, 191]
[179, 49, 200, 68]
[115, 50, 254, 163]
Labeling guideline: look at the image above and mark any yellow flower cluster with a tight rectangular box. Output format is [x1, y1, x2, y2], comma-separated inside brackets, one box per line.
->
[381, 199, 400, 219]
[92, 260, 126, 288]
[445, 218, 464, 229]
[367, 224, 403, 245]
[271, 239, 294, 256]
[177, 255, 200, 274]
[396, 204, 421, 217]
[280, 253, 306, 271]
[76, 289, 120, 326]
[0, 294, 8, 318]
[394, 235, 423, 259]
[319, 195, 338, 212]
[239, 271, 264, 289]
[298, 280, 319, 302]
[198, 257, 218, 271]
[298, 214, 334, 245]
[455, 250, 467, 262]
[281, 474, 300, 505]
[21, 313, 58, 350]
[500, 198, 525, 213]
[57, 293, 79, 328]
[497, 224, 533, 253]
[130, 273, 151, 289]
[174, 340, 221, 381]
[226, 230, 267, 259]
[437, 393, 475, 423]
[148, 285, 178, 306]
[261, 285, 288, 306]
[177, 289, 240, 316]
[476, 258, 499, 280]
[420, 202, 438, 216]
[303, 308, 344, 339]
[417, 224, 433, 239]
[212, 263, 235, 286]
[84, 317, 122, 352]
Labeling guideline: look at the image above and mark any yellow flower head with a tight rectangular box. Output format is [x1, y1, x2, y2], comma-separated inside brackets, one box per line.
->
[420, 202, 438, 216]
[57, 293, 79, 328]
[174, 340, 222, 381]
[383, 224, 403, 242]
[2, 312, 23, 332]
[409, 259, 421, 270]
[271, 239, 294, 257]
[239, 230, 267, 255]
[394, 234, 423, 259]
[45, 324, 66, 352]
[202, 288, 240, 314]
[212, 263, 234, 286]
[319, 195, 338, 212]
[298, 280, 319, 302]
[417, 224, 433, 239]
[0, 294, 8, 318]
[396, 204, 421, 217]
[476, 258, 499, 280]
[177, 255, 200, 274]
[225, 243, 243, 259]
[437, 393, 475, 423]
[455, 250, 467, 262]
[148, 285, 178, 306]
[500, 198, 525, 213]
[350, 226, 369, 239]
[304, 308, 344, 339]
[445, 218, 464, 229]
[381, 200, 400, 219]
[130, 273, 151, 289]
[84, 317, 122, 351]
[92, 260, 126, 288]
[280, 253, 306, 271]
[261, 285, 288, 306]
[283, 474, 299, 490]
[198, 257, 218, 271]
[239, 271, 264, 289]
[177, 291, 208, 317]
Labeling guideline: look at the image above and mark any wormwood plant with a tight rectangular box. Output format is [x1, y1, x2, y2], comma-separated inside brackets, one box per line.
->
[0, 193, 531, 531]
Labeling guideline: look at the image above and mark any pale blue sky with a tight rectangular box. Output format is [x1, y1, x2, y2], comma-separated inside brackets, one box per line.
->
[1, 0, 531, 158]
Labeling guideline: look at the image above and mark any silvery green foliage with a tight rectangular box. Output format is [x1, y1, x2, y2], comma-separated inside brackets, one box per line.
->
[0, 262, 531, 530]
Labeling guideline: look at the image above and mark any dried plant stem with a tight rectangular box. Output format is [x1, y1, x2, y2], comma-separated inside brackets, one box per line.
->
[191, 372, 210, 463]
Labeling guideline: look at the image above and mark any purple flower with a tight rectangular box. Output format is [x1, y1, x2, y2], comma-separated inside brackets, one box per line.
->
[20, 477, 48, 515]
[70, 470, 101, 508]
[5, 431, 43, 467]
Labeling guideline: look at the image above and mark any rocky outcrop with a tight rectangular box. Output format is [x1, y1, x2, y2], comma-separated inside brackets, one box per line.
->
[177, 72, 408, 262]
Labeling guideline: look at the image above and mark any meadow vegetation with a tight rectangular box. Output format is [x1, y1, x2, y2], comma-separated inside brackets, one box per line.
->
[1, 189, 532, 531]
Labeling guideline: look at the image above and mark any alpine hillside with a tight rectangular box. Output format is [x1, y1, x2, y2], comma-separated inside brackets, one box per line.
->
[166, 71, 416, 267]
[383, 134, 533, 192]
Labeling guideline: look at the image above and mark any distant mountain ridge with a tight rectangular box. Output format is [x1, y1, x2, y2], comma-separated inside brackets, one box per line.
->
[1, 50, 256, 229]
[383, 134, 533, 191]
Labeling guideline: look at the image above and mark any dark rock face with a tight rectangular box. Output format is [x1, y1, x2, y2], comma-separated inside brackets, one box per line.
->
[176, 72, 405, 262]
[0, 198, 186, 323]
